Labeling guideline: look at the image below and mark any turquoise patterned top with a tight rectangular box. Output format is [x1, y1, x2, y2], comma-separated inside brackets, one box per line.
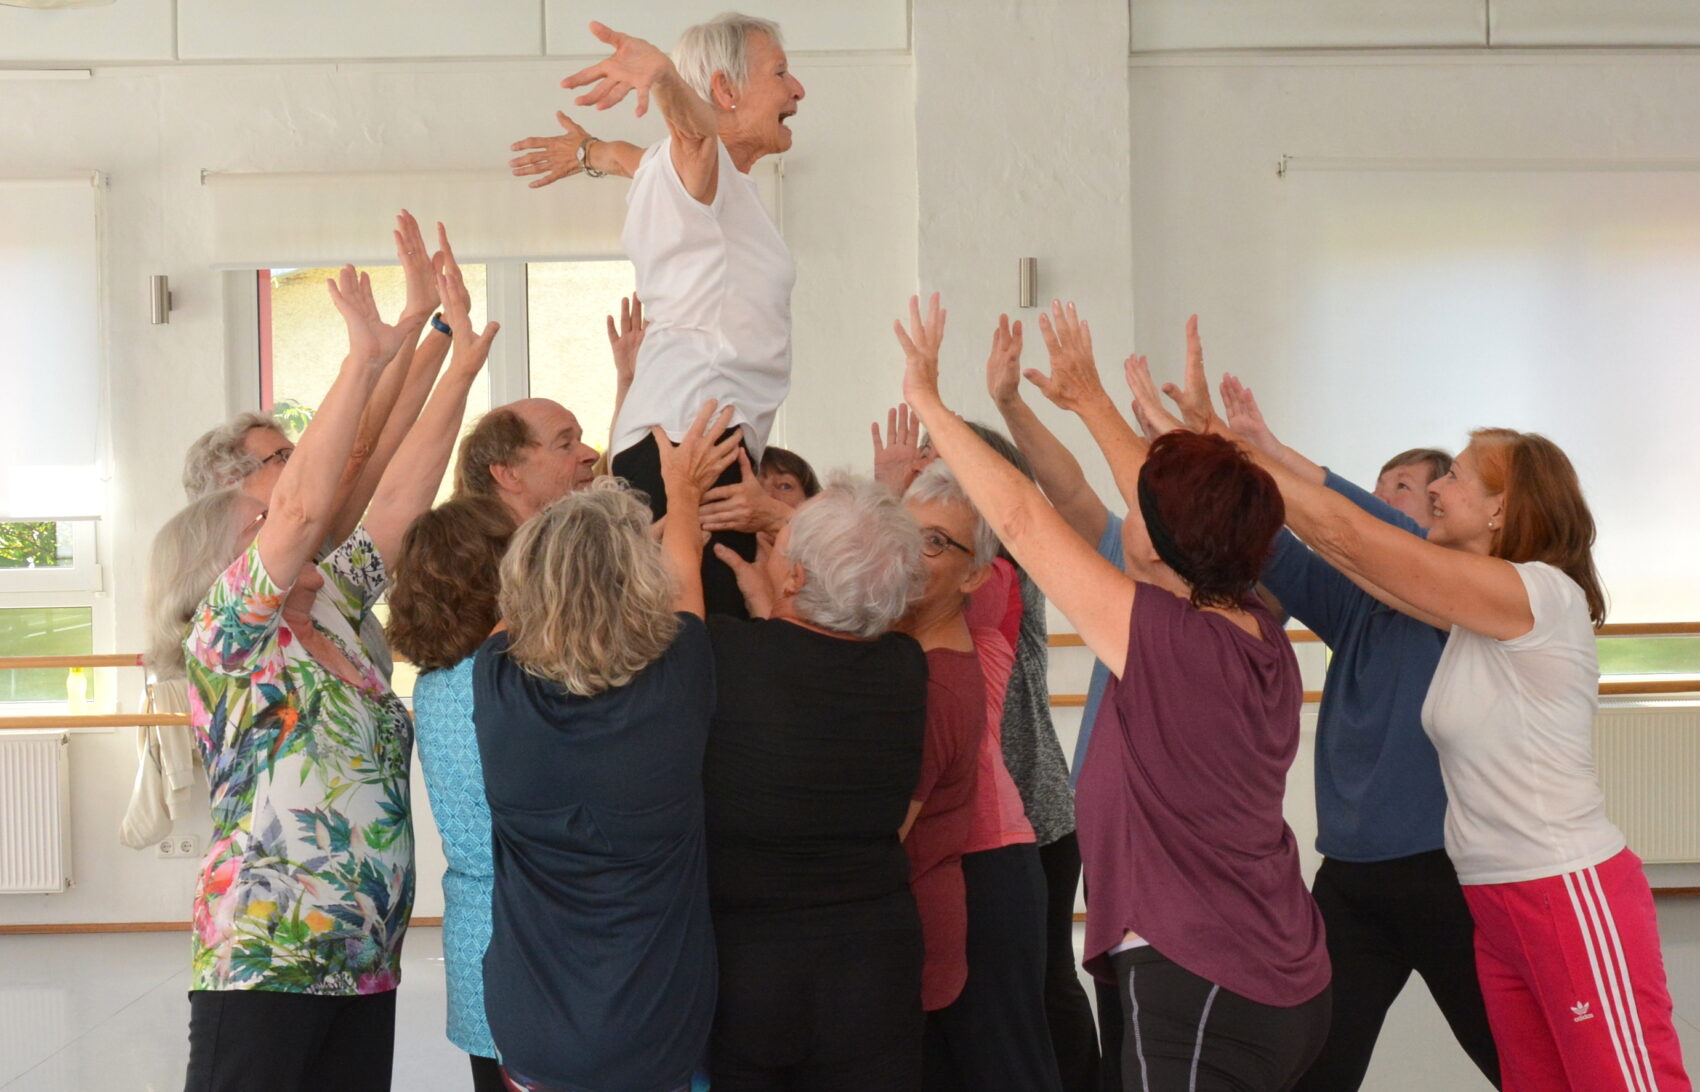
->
[184, 528, 415, 995]
[413, 658, 497, 1059]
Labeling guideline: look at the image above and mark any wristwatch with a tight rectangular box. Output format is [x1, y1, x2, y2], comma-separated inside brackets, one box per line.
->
[577, 136, 606, 179]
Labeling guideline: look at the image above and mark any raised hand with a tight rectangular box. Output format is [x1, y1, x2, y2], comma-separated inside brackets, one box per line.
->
[327, 265, 407, 365]
[607, 294, 647, 390]
[712, 538, 777, 620]
[1122, 354, 1184, 438]
[434, 222, 499, 368]
[894, 292, 947, 409]
[1220, 374, 1278, 448]
[508, 111, 595, 189]
[561, 22, 673, 117]
[871, 403, 925, 496]
[985, 314, 1024, 406]
[656, 400, 742, 497]
[1024, 300, 1109, 413]
[1161, 315, 1219, 432]
[700, 449, 790, 534]
[393, 209, 440, 321]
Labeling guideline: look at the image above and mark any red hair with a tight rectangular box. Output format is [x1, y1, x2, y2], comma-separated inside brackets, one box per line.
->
[1139, 431, 1285, 610]
[1470, 428, 1607, 626]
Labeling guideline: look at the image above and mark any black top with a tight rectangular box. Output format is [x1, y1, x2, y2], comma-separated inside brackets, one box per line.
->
[474, 616, 717, 1092]
[704, 617, 929, 939]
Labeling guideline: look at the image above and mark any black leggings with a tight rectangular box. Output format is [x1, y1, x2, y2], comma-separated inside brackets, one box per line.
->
[612, 431, 755, 619]
[923, 843, 1062, 1092]
[1290, 851, 1502, 1091]
[183, 988, 396, 1092]
[709, 923, 925, 1091]
[470, 1054, 506, 1092]
[1039, 833, 1101, 1092]
[1110, 948, 1330, 1092]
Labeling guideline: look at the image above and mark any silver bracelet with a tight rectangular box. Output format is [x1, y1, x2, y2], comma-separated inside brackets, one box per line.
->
[577, 136, 606, 179]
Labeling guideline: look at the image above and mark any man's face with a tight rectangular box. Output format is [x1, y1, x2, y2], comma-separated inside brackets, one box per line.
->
[239, 427, 294, 504]
[1374, 462, 1439, 528]
[502, 399, 599, 518]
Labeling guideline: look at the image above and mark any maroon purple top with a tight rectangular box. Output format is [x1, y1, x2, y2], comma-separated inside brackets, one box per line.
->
[1076, 584, 1329, 1008]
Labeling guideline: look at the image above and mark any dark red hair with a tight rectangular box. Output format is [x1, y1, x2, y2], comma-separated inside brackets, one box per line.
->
[1138, 431, 1285, 610]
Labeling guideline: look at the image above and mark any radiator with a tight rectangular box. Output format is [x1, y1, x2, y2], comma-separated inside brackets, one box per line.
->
[1597, 702, 1700, 865]
[0, 731, 72, 894]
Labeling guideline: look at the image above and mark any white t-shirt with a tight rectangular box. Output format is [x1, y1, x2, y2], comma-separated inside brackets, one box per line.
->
[1421, 561, 1625, 885]
[611, 137, 796, 460]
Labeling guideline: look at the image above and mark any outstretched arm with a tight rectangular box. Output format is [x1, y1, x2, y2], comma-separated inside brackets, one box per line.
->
[898, 294, 1136, 674]
[1022, 300, 1150, 517]
[984, 313, 1110, 545]
[509, 111, 644, 186]
[258, 269, 401, 584]
[606, 293, 646, 449]
[365, 228, 500, 567]
[325, 211, 450, 547]
[871, 403, 925, 496]
[1219, 373, 1324, 486]
[561, 22, 721, 204]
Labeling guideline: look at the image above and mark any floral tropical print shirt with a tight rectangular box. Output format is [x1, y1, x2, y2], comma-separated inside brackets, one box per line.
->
[184, 528, 414, 995]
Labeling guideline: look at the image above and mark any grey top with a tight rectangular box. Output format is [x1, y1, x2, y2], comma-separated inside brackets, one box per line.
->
[1002, 569, 1077, 846]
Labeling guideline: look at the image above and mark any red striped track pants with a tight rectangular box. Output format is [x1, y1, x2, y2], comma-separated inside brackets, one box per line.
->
[1463, 848, 1691, 1092]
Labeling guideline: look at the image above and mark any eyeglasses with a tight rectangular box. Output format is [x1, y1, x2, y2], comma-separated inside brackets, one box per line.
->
[919, 527, 972, 559]
[258, 446, 294, 469]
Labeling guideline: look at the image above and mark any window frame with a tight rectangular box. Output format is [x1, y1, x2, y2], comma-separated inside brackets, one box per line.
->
[0, 589, 118, 718]
[0, 519, 103, 594]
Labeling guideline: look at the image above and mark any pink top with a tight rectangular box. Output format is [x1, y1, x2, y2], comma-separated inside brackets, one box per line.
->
[963, 623, 1035, 854]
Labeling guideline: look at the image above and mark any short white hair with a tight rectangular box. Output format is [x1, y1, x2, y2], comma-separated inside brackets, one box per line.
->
[785, 474, 925, 639]
[182, 412, 286, 499]
[906, 461, 1000, 567]
[672, 12, 784, 102]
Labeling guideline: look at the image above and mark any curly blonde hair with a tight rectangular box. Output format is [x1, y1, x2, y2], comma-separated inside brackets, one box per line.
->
[498, 477, 681, 696]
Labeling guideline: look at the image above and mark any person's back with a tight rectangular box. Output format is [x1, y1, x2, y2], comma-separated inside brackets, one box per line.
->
[475, 619, 717, 1092]
[704, 617, 926, 924]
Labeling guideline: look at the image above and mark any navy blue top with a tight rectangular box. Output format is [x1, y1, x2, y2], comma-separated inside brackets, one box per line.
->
[474, 615, 717, 1092]
[1259, 471, 1450, 863]
[1070, 513, 1126, 788]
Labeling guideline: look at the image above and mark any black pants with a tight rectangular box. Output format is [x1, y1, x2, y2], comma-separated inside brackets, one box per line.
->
[1039, 833, 1101, 1092]
[612, 431, 755, 619]
[470, 1054, 506, 1092]
[1111, 947, 1330, 1092]
[183, 988, 396, 1092]
[923, 843, 1063, 1092]
[1290, 851, 1503, 1091]
[710, 924, 925, 1091]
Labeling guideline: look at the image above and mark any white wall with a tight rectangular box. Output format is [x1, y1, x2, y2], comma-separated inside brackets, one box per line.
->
[0, 52, 916, 926]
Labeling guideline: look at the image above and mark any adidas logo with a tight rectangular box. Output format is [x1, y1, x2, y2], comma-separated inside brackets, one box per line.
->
[1571, 1001, 1595, 1023]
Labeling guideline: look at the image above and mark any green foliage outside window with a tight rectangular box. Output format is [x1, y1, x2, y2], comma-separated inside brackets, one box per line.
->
[0, 522, 61, 569]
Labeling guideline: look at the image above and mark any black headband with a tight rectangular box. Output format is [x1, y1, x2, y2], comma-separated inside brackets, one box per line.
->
[1136, 470, 1201, 588]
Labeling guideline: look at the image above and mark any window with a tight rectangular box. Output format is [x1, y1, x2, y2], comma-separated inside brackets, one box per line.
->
[1598, 635, 1700, 680]
[526, 261, 637, 452]
[0, 519, 100, 594]
[0, 606, 94, 704]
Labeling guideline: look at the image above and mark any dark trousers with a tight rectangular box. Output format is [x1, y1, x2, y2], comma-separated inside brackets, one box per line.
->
[1111, 947, 1331, 1092]
[923, 843, 1063, 1092]
[709, 924, 925, 1091]
[470, 1055, 506, 1092]
[612, 431, 755, 619]
[1290, 850, 1503, 1091]
[183, 988, 396, 1092]
[1039, 833, 1101, 1092]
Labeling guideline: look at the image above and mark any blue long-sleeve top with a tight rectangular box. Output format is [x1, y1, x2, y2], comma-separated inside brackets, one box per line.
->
[1259, 471, 1450, 862]
[412, 657, 497, 1060]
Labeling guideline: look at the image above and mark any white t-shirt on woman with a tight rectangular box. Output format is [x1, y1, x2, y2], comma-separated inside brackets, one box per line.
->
[611, 137, 796, 461]
[1421, 560, 1625, 885]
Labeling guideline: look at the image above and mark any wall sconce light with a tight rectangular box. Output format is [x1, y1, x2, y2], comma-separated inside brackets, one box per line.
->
[1017, 257, 1038, 309]
[150, 275, 172, 325]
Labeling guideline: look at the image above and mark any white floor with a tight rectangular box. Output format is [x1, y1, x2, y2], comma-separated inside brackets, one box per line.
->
[3, 903, 1697, 1091]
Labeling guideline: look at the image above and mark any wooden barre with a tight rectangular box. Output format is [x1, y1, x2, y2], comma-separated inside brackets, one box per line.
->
[1049, 621, 1700, 649]
[0, 654, 146, 670]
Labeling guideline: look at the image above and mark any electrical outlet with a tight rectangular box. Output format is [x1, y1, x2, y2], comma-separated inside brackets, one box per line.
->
[155, 838, 176, 858]
[176, 835, 199, 858]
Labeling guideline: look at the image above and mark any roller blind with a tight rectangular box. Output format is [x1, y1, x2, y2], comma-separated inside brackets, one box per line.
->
[203, 163, 781, 270]
[1273, 161, 1700, 622]
[0, 175, 104, 522]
